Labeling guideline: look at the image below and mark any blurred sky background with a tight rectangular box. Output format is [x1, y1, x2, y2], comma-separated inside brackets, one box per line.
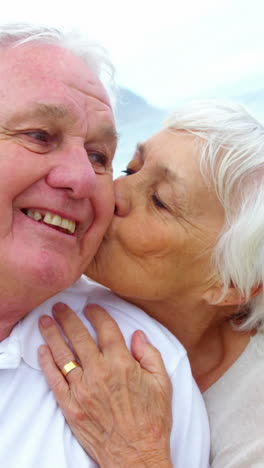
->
[1, 0, 263, 173]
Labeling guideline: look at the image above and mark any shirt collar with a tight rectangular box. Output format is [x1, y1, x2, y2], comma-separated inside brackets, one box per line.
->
[1, 276, 91, 371]
[0, 324, 21, 369]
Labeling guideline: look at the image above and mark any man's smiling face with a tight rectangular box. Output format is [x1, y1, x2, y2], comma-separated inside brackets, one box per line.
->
[0, 42, 117, 300]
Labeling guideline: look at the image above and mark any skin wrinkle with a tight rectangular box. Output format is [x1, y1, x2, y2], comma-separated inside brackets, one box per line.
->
[3, 104, 118, 159]
[68, 82, 111, 107]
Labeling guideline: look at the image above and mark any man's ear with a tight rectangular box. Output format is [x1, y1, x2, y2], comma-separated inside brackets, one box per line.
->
[203, 282, 263, 306]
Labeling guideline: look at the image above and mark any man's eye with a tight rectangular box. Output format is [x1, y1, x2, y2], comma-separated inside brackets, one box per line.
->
[27, 131, 50, 143]
[87, 151, 113, 174]
[25, 131, 51, 143]
[151, 194, 167, 209]
[88, 152, 107, 168]
[121, 168, 135, 176]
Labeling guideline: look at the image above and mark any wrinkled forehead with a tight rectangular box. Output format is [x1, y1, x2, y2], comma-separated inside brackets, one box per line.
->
[0, 43, 115, 138]
[140, 129, 201, 171]
[0, 42, 112, 109]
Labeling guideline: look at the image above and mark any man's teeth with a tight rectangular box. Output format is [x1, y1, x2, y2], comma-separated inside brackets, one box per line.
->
[26, 209, 76, 234]
[27, 210, 42, 221]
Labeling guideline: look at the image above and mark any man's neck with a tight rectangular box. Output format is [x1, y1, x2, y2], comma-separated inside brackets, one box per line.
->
[0, 298, 33, 341]
[0, 287, 51, 341]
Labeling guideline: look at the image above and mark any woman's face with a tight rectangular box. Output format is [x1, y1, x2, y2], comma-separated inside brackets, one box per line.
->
[87, 129, 225, 304]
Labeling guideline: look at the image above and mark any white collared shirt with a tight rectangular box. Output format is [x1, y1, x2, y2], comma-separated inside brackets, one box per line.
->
[0, 276, 209, 467]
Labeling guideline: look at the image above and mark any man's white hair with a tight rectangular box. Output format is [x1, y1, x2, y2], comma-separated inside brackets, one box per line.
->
[165, 100, 264, 331]
[0, 23, 115, 98]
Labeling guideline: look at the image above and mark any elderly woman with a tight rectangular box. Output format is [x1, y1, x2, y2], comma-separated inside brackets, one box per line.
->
[39, 100, 264, 468]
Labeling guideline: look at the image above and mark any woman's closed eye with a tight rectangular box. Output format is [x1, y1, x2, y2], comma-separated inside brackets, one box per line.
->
[151, 193, 167, 209]
[122, 168, 168, 210]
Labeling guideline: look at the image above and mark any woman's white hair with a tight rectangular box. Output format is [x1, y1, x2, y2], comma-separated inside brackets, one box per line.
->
[0, 23, 115, 97]
[165, 100, 264, 331]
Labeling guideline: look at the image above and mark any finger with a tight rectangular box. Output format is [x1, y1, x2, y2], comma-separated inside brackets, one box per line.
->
[52, 303, 99, 365]
[85, 304, 128, 356]
[38, 344, 70, 408]
[131, 330, 168, 375]
[39, 315, 82, 383]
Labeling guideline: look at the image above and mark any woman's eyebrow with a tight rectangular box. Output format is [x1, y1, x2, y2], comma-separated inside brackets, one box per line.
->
[137, 142, 185, 187]
[135, 142, 145, 160]
[157, 167, 188, 211]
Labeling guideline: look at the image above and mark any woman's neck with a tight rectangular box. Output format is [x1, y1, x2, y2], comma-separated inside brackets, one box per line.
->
[189, 324, 252, 392]
[123, 295, 252, 392]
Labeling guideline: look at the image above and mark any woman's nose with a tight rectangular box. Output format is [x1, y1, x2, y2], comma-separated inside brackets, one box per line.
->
[46, 148, 96, 199]
[113, 177, 131, 217]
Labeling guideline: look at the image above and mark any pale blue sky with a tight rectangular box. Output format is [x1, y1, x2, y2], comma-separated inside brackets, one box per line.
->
[1, 0, 263, 108]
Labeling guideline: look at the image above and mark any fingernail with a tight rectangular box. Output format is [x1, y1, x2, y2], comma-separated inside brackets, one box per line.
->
[38, 345, 48, 356]
[53, 302, 66, 314]
[39, 315, 54, 328]
[86, 304, 96, 310]
[84, 304, 96, 316]
[137, 330, 149, 344]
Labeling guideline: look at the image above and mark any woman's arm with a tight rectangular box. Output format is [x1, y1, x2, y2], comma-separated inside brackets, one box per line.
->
[38, 303, 173, 468]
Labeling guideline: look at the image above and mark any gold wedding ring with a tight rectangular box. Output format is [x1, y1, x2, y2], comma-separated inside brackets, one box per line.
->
[61, 360, 80, 377]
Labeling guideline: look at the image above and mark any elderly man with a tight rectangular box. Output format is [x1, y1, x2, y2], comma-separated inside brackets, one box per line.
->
[0, 24, 117, 466]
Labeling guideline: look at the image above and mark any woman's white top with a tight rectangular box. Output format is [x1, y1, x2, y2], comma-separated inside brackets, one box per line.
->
[0, 276, 209, 468]
[203, 330, 264, 467]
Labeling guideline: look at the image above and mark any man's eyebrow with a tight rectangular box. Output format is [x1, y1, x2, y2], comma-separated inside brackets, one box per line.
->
[98, 126, 119, 143]
[6, 104, 69, 125]
[6, 104, 119, 142]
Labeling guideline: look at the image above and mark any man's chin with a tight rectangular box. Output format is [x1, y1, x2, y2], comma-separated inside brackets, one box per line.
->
[26, 255, 82, 295]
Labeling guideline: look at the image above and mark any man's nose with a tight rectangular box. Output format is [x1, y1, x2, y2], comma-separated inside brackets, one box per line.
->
[113, 177, 131, 216]
[46, 148, 96, 199]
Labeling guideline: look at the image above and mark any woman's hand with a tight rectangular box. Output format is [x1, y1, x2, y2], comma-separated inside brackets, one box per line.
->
[38, 303, 173, 468]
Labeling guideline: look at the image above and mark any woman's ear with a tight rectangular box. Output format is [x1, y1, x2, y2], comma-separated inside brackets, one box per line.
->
[203, 283, 263, 306]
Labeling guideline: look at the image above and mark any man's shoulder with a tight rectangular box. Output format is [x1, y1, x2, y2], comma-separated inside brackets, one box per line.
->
[57, 276, 188, 374]
[20, 276, 187, 375]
